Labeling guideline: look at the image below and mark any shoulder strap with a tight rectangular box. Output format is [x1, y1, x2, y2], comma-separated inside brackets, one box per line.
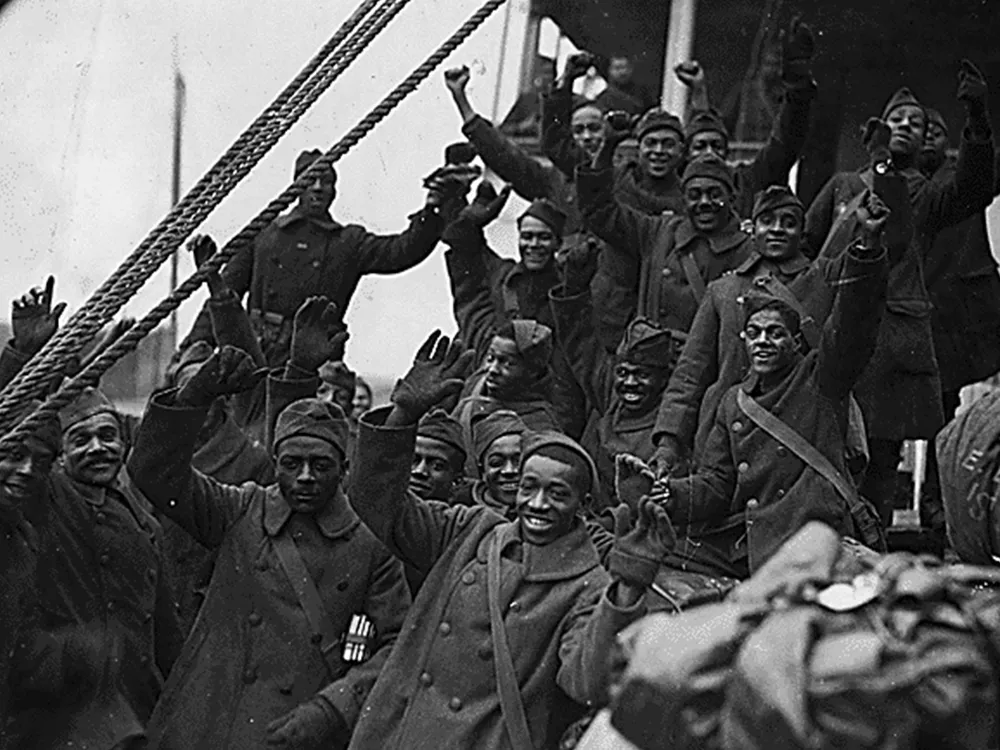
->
[272, 533, 343, 679]
[736, 388, 884, 550]
[487, 532, 535, 749]
[679, 251, 707, 304]
[817, 183, 868, 260]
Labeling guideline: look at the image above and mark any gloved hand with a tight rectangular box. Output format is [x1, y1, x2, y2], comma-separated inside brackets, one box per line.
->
[188, 234, 226, 297]
[390, 331, 474, 424]
[288, 296, 349, 373]
[780, 15, 815, 86]
[559, 236, 600, 295]
[455, 181, 513, 229]
[674, 61, 705, 89]
[174, 345, 265, 408]
[607, 498, 677, 590]
[11, 276, 67, 356]
[957, 58, 988, 118]
[861, 117, 892, 165]
[649, 435, 689, 479]
[265, 696, 350, 750]
[614, 454, 655, 513]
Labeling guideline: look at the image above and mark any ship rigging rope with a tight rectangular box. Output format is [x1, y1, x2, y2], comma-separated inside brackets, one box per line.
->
[0, 0, 413, 427]
[0, 0, 508, 450]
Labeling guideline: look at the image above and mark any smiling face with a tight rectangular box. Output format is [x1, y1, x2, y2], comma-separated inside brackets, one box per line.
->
[688, 130, 728, 160]
[753, 206, 804, 261]
[62, 413, 125, 487]
[743, 308, 800, 380]
[481, 433, 521, 508]
[352, 382, 373, 419]
[515, 454, 585, 545]
[685, 177, 732, 234]
[517, 216, 560, 272]
[298, 166, 337, 217]
[409, 436, 462, 501]
[275, 436, 344, 514]
[571, 105, 605, 158]
[638, 128, 684, 180]
[886, 104, 926, 159]
[317, 381, 354, 418]
[613, 360, 668, 416]
[483, 336, 530, 397]
[919, 120, 949, 173]
[0, 437, 55, 521]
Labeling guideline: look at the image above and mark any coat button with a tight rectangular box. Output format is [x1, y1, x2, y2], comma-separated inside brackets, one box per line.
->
[477, 644, 492, 660]
[777, 489, 785, 498]
[747, 499, 759, 509]
[140, 655, 150, 666]
[311, 633, 323, 645]
[243, 668, 258, 685]
[419, 672, 433, 687]
[732, 421, 743, 432]
[449, 697, 463, 712]
[147, 569, 157, 582]
[777, 446, 787, 456]
[106, 601, 115, 613]
[256, 559, 269, 572]
[438, 622, 451, 636]
[248, 613, 262, 627]
[279, 685, 293, 696]
[462, 571, 476, 585]
[144, 613, 153, 624]
[96, 512, 107, 524]
[661, 268, 672, 277]
[738, 462, 749, 473]
[99, 553, 110, 566]
[509, 601, 520, 612]
[337, 580, 349, 591]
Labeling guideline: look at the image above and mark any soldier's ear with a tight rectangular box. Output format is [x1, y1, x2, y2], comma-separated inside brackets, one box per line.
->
[794, 331, 806, 353]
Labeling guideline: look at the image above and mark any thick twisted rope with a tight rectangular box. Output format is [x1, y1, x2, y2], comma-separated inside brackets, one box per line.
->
[0, 0, 508, 450]
[0, 0, 409, 425]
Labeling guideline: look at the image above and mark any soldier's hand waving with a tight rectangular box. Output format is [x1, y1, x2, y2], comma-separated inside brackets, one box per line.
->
[457, 181, 512, 228]
[174, 345, 265, 408]
[266, 697, 350, 750]
[957, 59, 988, 116]
[780, 15, 815, 85]
[188, 233, 226, 297]
[12, 276, 67, 356]
[288, 296, 349, 373]
[389, 330, 474, 425]
[607, 498, 677, 600]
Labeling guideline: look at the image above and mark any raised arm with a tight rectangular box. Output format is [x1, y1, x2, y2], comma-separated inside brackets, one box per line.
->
[576, 162, 659, 261]
[817, 192, 890, 400]
[350, 332, 480, 575]
[2, 277, 67, 390]
[126, 347, 265, 547]
[541, 53, 595, 178]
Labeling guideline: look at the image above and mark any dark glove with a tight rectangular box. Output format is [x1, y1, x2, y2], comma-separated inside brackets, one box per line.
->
[11, 276, 67, 355]
[188, 233, 226, 297]
[265, 696, 350, 750]
[957, 58, 988, 117]
[288, 296, 349, 373]
[391, 331, 475, 423]
[614, 454, 655, 513]
[607, 498, 677, 589]
[174, 345, 266, 408]
[560, 236, 600, 295]
[649, 436, 689, 479]
[454, 181, 513, 229]
[780, 15, 815, 86]
[861, 117, 892, 165]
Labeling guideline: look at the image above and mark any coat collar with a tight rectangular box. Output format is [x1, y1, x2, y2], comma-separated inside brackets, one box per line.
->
[478, 518, 600, 582]
[734, 249, 810, 277]
[674, 214, 748, 256]
[275, 206, 343, 232]
[263, 484, 360, 539]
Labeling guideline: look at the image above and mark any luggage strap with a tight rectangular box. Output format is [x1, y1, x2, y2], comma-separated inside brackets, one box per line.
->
[736, 388, 884, 550]
[487, 532, 534, 749]
[679, 251, 707, 304]
[272, 533, 342, 679]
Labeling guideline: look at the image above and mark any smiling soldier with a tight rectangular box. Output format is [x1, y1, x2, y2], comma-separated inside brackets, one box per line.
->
[347, 331, 673, 750]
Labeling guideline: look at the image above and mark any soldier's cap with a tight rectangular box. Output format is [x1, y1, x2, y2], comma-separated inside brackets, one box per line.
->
[417, 408, 467, 466]
[681, 152, 735, 193]
[59, 387, 119, 433]
[881, 87, 925, 123]
[166, 340, 215, 385]
[741, 291, 802, 335]
[294, 149, 337, 180]
[752, 185, 805, 221]
[518, 199, 567, 238]
[274, 397, 350, 458]
[616, 318, 675, 369]
[685, 108, 730, 142]
[635, 108, 685, 143]
[472, 409, 527, 467]
[319, 360, 356, 392]
[520, 430, 600, 497]
[8, 399, 62, 456]
[925, 107, 949, 136]
[496, 319, 553, 374]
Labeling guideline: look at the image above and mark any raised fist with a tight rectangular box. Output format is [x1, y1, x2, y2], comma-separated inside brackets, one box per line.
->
[444, 66, 470, 95]
[674, 61, 705, 89]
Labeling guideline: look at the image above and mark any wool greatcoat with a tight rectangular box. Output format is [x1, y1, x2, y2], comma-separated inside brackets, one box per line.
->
[185, 203, 444, 366]
[127, 371, 410, 750]
[803, 117, 995, 440]
[346, 407, 645, 750]
[662, 242, 888, 580]
[577, 163, 753, 342]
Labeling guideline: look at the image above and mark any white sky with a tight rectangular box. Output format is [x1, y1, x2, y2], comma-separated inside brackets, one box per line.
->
[1, 0, 997, 380]
[0, 0, 537, 379]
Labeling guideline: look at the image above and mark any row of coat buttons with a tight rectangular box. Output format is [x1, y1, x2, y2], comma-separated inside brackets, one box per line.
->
[418, 673, 464, 711]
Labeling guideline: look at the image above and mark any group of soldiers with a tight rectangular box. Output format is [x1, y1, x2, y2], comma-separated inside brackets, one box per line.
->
[2, 14, 999, 750]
